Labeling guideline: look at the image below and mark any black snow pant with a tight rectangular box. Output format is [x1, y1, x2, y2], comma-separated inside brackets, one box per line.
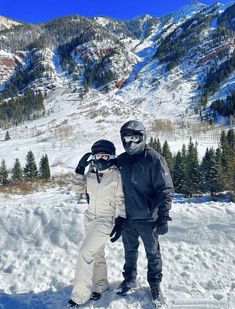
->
[122, 220, 162, 287]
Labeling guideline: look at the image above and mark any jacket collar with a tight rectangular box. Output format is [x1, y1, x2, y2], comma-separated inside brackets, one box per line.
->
[90, 165, 116, 175]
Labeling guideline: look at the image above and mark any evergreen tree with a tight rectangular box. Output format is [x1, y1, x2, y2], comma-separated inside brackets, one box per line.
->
[0, 159, 8, 184]
[162, 140, 174, 174]
[233, 158, 235, 192]
[23, 150, 38, 179]
[185, 138, 201, 197]
[39, 154, 51, 180]
[220, 130, 234, 189]
[201, 148, 224, 196]
[155, 138, 162, 155]
[149, 137, 162, 154]
[227, 129, 235, 150]
[200, 148, 214, 193]
[4, 131, 11, 141]
[210, 148, 224, 195]
[226, 130, 235, 191]
[149, 137, 155, 149]
[181, 144, 187, 162]
[173, 151, 187, 195]
[220, 130, 230, 169]
[12, 158, 23, 181]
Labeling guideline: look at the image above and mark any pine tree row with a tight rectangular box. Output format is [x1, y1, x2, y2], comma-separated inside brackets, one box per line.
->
[0, 151, 51, 185]
[210, 90, 235, 119]
[149, 129, 235, 196]
[200, 50, 235, 106]
[0, 89, 44, 126]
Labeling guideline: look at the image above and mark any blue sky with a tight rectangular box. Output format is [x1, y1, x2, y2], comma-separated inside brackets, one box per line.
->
[0, 0, 232, 23]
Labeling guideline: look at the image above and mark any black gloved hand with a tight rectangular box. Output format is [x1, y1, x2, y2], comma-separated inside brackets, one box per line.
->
[75, 152, 92, 175]
[154, 222, 168, 235]
[110, 217, 126, 242]
[153, 217, 171, 235]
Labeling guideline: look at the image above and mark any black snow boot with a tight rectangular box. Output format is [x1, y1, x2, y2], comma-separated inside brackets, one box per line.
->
[115, 279, 136, 296]
[66, 299, 80, 308]
[90, 292, 102, 301]
[150, 284, 165, 307]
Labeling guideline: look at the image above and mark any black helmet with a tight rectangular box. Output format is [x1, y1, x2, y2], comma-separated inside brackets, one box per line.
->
[120, 120, 146, 155]
[91, 139, 116, 171]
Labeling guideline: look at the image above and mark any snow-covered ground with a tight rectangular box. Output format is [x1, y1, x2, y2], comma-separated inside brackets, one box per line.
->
[0, 188, 234, 309]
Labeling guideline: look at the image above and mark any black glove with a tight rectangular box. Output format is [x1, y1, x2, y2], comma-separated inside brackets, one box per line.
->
[75, 152, 92, 175]
[154, 222, 168, 235]
[153, 217, 171, 235]
[110, 217, 126, 242]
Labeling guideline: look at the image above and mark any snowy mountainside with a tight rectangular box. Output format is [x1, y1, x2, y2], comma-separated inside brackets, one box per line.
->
[0, 16, 22, 31]
[0, 14, 138, 100]
[0, 2, 235, 127]
[0, 188, 234, 308]
[171, 1, 207, 21]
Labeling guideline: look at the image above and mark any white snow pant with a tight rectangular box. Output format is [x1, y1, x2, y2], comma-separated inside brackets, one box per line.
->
[71, 211, 114, 305]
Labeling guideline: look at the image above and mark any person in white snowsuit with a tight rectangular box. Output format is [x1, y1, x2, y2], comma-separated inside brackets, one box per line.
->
[67, 139, 126, 308]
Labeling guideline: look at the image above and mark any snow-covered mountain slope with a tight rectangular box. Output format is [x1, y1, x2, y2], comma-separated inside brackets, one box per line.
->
[0, 1, 234, 132]
[0, 189, 234, 308]
[0, 16, 22, 31]
[172, 1, 207, 21]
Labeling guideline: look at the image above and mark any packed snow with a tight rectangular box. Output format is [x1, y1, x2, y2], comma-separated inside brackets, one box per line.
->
[0, 187, 234, 309]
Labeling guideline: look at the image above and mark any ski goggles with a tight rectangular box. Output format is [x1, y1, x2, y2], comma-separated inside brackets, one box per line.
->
[92, 154, 115, 161]
[123, 134, 143, 143]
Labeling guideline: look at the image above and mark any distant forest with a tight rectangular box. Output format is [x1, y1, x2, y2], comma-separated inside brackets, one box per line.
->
[149, 129, 235, 198]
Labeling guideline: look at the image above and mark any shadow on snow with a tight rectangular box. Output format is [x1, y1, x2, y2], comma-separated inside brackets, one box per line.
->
[0, 283, 153, 309]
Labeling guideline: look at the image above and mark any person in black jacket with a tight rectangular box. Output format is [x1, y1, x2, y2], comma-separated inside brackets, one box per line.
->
[111, 120, 174, 305]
